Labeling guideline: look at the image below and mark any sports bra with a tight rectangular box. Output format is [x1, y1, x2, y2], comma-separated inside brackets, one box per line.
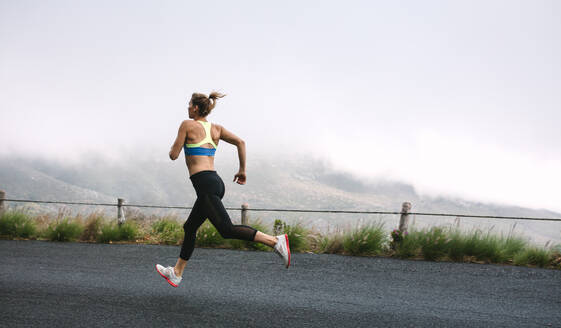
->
[184, 121, 217, 156]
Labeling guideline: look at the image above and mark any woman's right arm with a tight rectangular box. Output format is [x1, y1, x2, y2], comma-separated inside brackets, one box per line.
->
[169, 121, 188, 160]
[219, 125, 246, 184]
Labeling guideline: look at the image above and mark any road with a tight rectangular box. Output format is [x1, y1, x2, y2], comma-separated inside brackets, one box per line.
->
[1, 240, 560, 327]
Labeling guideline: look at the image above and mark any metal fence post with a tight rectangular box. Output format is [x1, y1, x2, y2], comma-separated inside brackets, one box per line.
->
[0, 190, 5, 215]
[399, 202, 412, 233]
[117, 198, 126, 226]
[241, 203, 249, 225]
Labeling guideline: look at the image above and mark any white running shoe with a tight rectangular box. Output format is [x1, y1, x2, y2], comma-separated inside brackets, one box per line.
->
[155, 264, 182, 287]
[274, 234, 291, 268]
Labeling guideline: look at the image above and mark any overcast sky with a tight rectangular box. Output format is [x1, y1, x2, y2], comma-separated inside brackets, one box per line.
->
[1, 0, 560, 212]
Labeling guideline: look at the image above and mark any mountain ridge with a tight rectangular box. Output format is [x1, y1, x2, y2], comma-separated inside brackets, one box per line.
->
[1, 153, 559, 244]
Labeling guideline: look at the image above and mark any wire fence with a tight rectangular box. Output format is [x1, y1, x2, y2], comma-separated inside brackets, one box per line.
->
[2, 197, 561, 222]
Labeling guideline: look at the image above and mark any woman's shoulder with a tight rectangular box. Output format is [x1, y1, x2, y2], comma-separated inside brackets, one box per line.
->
[210, 121, 223, 128]
[181, 119, 225, 131]
[182, 120, 203, 128]
[210, 122, 224, 136]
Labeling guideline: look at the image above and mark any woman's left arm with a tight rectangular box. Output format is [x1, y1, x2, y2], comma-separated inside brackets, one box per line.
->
[169, 121, 188, 160]
[218, 124, 246, 184]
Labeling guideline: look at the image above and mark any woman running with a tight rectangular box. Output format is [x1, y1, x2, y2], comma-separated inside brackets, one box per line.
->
[156, 92, 290, 287]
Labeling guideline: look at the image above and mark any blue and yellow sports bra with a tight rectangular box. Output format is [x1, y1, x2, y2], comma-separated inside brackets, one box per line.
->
[184, 121, 217, 156]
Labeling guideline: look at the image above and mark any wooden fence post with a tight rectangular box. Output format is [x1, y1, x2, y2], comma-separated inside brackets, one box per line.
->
[399, 202, 412, 233]
[241, 203, 249, 225]
[0, 190, 5, 214]
[117, 198, 126, 226]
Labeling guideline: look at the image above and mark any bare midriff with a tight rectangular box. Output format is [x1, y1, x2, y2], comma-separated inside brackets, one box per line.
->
[185, 152, 215, 177]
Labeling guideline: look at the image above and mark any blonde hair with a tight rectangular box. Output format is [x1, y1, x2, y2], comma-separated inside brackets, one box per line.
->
[191, 91, 226, 117]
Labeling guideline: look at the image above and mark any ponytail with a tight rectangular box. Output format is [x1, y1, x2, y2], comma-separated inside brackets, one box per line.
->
[191, 91, 226, 117]
[208, 91, 226, 111]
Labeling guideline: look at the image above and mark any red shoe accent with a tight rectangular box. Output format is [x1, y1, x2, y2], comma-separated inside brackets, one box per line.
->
[285, 234, 291, 268]
[155, 264, 178, 287]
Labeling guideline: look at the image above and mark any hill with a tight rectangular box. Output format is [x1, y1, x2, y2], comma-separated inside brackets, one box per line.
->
[0, 153, 559, 245]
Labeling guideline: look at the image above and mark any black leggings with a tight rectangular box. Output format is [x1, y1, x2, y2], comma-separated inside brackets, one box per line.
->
[180, 170, 257, 260]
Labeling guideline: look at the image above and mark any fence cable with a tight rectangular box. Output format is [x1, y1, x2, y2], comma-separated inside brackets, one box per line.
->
[3, 198, 560, 222]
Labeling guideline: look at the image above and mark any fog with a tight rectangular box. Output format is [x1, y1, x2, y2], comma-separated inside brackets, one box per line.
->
[1, 0, 560, 212]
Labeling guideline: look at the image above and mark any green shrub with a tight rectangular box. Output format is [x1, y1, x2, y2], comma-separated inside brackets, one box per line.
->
[318, 232, 345, 254]
[119, 221, 138, 241]
[423, 228, 528, 264]
[394, 230, 421, 259]
[513, 247, 551, 268]
[195, 221, 225, 247]
[418, 227, 449, 261]
[152, 218, 183, 245]
[463, 230, 486, 258]
[99, 223, 120, 243]
[550, 244, 561, 269]
[501, 236, 527, 260]
[478, 234, 508, 263]
[0, 211, 37, 238]
[4, 208, 556, 270]
[273, 219, 310, 252]
[462, 232, 524, 263]
[226, 238, 246, 250]
[343, 222, 387, 256]
[81, 214, 104, 242]
[446, 230, 466, 261]
[98, 221, 138, 243]
[45, 218, 84, 242]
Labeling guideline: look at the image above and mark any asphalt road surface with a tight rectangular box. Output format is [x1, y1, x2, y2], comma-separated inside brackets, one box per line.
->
[1, 240, 560, 327]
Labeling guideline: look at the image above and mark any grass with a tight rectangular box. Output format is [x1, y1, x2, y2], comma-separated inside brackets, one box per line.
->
[151, 218, 184, 245]
[0, 211, 37, 238]
[81, 213, 104, 242]
[195, 221, 225, 247]
[502, 236, 527, 260]
[274, 219, 310, 252]
[98, 221, 139, 243]
[513, 247, 551, 268]
[1, 210, 559, 270]
[446, 229, 466, 261]
[419, 227, 449, 261]
[459, 230, 528, 263]
[390, 227, 532, 264]
[474, 233, 506, 263]
[45, 218, 84, 242]
[550, 245, 561, 269]
[342, 221, 388, 256]
[394, 230, 422, 259]
[318, 232, 345, 254]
